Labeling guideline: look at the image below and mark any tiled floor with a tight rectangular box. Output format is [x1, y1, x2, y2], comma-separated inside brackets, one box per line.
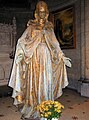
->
[0, 88, 89, 120]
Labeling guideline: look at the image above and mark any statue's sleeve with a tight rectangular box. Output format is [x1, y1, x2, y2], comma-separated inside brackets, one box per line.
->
[51, 29, 71, 67]
[51, 29, 64, 57]
[8, 26, 30, 90]
[15, 26, 31, 64]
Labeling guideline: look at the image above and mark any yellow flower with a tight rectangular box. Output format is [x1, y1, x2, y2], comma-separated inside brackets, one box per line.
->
[37, 100, 64, 118]
[40, 114, 44, 117]
[57, 109, 61, 113]
[48, 105, 52, 108]
[39, 107, 44, 112]
[41, 104, 45, 109]
[44, 113, 48, 117]
[54, 101, 59, 104]
[54, 104, 59, 107]
[61, 105, 64, 109]
[44, 107, 49, 111]
[51, 101, 54, 104]
[47, 112, 51, 115]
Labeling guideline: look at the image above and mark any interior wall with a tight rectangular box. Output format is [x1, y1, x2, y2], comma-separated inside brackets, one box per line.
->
[0, 8, 33, 41]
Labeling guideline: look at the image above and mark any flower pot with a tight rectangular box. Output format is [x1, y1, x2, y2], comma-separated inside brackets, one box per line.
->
[40, 118, 47, 120]
[52, 118, 58, 120]
[40, 118, 59, 120]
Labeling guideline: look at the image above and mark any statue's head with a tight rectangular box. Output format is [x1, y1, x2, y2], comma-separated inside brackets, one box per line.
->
[35, 1, 49, 21]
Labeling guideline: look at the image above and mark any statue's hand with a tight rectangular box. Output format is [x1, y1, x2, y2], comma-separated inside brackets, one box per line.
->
[16, 54, 23, 64]
[63, 56, 72, 67]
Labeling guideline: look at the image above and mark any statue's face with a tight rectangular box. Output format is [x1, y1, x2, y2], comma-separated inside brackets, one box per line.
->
[38, 7, 46, 19]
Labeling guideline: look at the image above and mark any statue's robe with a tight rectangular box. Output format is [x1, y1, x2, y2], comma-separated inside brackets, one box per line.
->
[9, 21, 70, 118]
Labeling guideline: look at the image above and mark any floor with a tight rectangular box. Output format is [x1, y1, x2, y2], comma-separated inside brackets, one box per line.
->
[0, 87, 89, 120]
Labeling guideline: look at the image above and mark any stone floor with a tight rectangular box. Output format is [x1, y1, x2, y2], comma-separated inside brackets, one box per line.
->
[0, 88, 89, 120]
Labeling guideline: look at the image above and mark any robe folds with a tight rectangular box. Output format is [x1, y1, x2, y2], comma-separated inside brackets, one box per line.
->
[8, 22, 71, 118]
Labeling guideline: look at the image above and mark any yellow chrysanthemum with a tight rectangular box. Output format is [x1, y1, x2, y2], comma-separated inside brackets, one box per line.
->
[57, 109, 61, 113]
[54, 101, 59, 104]
[44, 107, 49, 111]
[39, 107, 44, 112]
[57, 106, 62, 109]
[44, 113, 48, 117]
[48, 105, 52, 108]
[61, 105, 64, 109]
[47, 112, 51, 115]
[37, 100, 64, 118]
[40, 114, 44, 117]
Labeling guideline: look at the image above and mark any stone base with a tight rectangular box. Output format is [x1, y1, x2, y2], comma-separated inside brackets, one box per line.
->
[81, 81, 89, 97]
[78, 80, 89, 97]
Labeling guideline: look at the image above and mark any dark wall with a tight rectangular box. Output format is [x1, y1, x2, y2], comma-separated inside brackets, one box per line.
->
[0, 8, 33, 41]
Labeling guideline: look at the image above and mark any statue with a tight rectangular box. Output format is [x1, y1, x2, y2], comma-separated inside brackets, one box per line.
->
[8, 1, 71, 120]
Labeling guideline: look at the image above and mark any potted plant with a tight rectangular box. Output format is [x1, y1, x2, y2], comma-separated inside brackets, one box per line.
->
[37, 100, 64, 120]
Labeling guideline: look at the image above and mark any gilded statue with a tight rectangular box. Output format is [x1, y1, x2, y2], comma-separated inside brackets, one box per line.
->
[8, 1, 71, 120]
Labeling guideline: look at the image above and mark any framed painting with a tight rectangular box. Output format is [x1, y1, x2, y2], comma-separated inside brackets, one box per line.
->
[51, 5, 76, 49]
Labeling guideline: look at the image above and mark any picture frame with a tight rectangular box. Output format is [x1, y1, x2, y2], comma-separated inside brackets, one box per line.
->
[50, 5, 76, 49]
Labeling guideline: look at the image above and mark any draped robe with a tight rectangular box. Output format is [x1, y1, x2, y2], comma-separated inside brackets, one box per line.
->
[9, 21, 70, 118]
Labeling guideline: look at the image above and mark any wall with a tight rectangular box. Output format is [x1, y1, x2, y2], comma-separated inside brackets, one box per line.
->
[0, 8, 33, 40]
